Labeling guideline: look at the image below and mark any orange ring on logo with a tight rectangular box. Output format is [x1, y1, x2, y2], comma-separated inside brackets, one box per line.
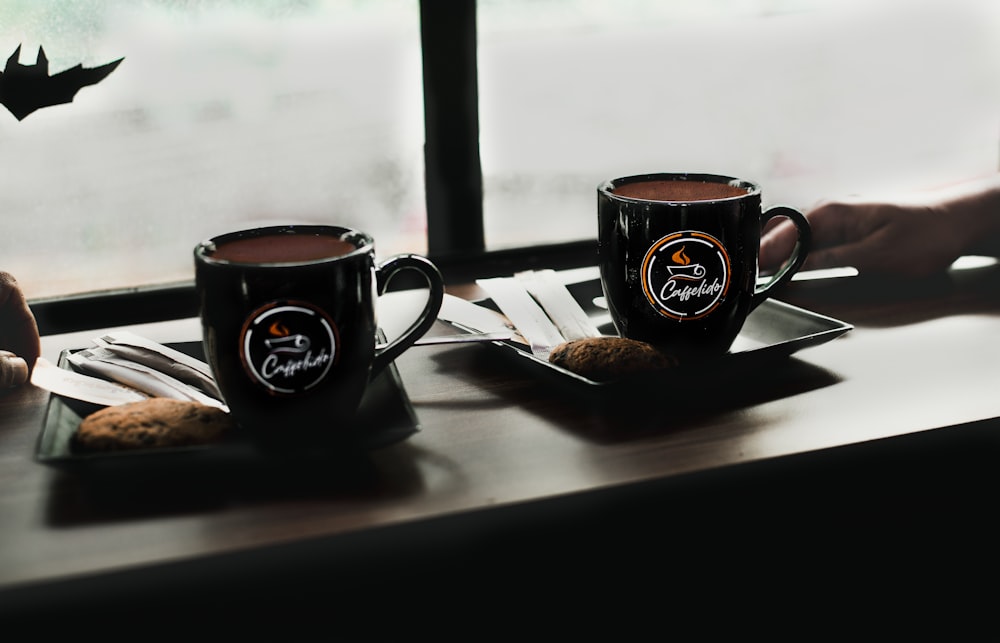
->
[640, 231, 732, 321]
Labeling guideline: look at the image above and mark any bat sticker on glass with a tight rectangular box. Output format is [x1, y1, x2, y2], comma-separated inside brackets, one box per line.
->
[0, 44, 123, 121]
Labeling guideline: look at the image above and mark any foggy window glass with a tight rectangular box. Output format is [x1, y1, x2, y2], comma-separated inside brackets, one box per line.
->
[0, 1, 424, 299]
[477, 0, 1000, 250]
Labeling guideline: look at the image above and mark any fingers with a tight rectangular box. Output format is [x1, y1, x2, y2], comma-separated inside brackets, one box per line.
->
[760, 218, 813, 272]
[0, 271, 41, 371]
[760, 218, 795, 267]
[762, 226, 855, 273]
[760, 200, 860, 273]
[800, 241, 868, 273]
[0, 350, 29, 388]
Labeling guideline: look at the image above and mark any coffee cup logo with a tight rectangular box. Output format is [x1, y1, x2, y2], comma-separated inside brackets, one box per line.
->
[640, 231, 731, 320]
[240, 301, 338, 394]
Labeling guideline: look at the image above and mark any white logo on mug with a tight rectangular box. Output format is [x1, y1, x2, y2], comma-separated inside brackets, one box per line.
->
[640, 231, 731, 320]
[239, 301, 338, 394]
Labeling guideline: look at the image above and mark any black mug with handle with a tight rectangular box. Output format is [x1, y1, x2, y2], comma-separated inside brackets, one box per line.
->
[598, 173, 811, 360]
[195, 224, 443, 451]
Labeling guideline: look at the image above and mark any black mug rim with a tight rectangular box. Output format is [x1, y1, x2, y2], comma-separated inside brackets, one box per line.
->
[194, 224, 374, 268]
[599, 173, 762, 204]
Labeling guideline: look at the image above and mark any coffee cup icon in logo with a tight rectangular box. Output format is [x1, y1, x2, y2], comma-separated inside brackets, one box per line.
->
[263, 321, 311, 354]
[641, 232, 731, 321]
[665, 246, 707, 280]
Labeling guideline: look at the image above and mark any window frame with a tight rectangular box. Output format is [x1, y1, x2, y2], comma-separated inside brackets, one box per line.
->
[29, 0, 596, 335]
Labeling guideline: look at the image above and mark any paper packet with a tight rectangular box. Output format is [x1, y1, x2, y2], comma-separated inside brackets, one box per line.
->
[66, 346, 227, 411]
[94, 331, 222, 399]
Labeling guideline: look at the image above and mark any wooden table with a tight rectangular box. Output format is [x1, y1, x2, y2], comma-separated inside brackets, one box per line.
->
[3, 263, 1000, 638]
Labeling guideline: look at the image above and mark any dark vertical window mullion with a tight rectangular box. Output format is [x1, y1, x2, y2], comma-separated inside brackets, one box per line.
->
[419, 0, 485, 256]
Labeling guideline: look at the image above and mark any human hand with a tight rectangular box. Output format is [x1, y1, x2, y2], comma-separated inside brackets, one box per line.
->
[0, 271, 40, 387]
[760, 196, 965, 279]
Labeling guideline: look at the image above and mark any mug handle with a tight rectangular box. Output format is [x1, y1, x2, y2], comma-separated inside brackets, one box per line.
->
[751, 206, 811, 312]
[371, 254, 445, 377]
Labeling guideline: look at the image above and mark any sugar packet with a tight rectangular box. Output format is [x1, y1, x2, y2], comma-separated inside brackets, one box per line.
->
[94, 331, 221, 399]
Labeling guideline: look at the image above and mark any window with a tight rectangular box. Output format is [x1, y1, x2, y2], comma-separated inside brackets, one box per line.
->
[1, 1, 425, 299]
[3, 0, 999, 304]
[477, 0, 1000, 249]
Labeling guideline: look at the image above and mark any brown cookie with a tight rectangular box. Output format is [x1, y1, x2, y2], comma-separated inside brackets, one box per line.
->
[548, 336, 678, 381]
[74, 398, 235, 452]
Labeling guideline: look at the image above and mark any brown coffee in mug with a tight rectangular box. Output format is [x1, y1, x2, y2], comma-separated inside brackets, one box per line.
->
[612, 179, 749, 202]
[598, 173, 810, 360]
[194, 225, 444, 452]
[208, 233, 357, 263]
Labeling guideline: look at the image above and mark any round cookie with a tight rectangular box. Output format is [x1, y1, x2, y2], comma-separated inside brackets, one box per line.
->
[74, 398, 235, 452]
[548, 336, 678, 381]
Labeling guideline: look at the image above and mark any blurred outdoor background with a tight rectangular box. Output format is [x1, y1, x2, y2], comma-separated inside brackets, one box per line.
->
[1, 0, 998, 299]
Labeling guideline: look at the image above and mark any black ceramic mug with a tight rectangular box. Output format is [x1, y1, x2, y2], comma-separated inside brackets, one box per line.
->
[194, 225, 443, 449]
[597, 173, 810, 359]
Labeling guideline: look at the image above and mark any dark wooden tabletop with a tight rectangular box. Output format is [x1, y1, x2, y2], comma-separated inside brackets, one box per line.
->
[3, 263, 1000, 638]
